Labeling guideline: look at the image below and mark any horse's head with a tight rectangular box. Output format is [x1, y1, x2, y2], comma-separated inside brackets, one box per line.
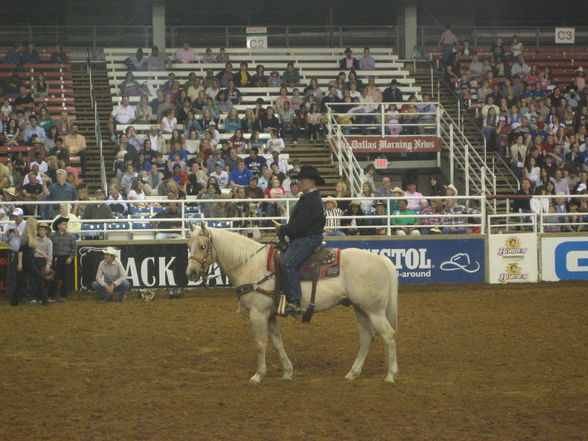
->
[186, 222, 216, 282]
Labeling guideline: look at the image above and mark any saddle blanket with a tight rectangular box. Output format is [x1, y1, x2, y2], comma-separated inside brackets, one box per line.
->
[266, 244, 341, 281]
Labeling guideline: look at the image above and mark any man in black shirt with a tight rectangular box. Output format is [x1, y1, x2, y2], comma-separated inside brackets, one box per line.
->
[276, 166, 326, 316]
[152, 196, 183, 239]
[382, 79, 403, 103]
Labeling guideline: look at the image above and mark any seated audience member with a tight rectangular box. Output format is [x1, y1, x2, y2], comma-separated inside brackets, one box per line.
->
[323, 197, 345, 236]
[368, 200, 388, 235]
[201, 48, 216, 63]
[216, 48, 230, 63]
[442, 197, 479, 234]
[216, 62, 235, 88]
[358, 47, 376, 71]
[5, 42, 24, 69]
[419, 199, 444, 234]
[120, 71, 150, 96]
[84, 189, 113, 220]
[107, 183, 128, 216]
[266, 130, 285, 153]
[211, 193, 239, 218]
[152, 197, 183, 239]
[282, 63, 300, 86]
[47, 169, 78, 218]
[22, 115, 46, 144]
[382, 79, 403, 103]
[124, 48, 148, 71]
[176, 42, 195, 64]
[391, 199, 420, 235]
[229, 160, 253, 188]
[404, 181, 428, 212]
[210, 162, 229, 189]
[339, 48, 359, 70]
[250, 65, 268, 87]
[109, 96, 135, 137]
[63, 124, 87, 170]
[245, 148, 266, 176]
[22, 42, 39, 64]
[341, 200, 366, 236]
[50, 44, 68, 64]
[542, 205, 562, 232]
[92, 247, 131, 301]
[146, 45, 172, 71]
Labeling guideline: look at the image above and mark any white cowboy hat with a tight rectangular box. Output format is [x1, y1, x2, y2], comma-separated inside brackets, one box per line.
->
[103, 247, 119, 256]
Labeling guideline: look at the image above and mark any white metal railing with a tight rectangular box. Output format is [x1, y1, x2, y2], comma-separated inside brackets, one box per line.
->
[86, 51, 108, 192]
[0, 195, 488, 238]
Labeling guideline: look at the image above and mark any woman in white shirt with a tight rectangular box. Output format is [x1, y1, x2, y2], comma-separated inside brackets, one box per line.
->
[265, 129, 285, 153]
[524, 157, 540, 187]
[530, 185, 550, 216]
[357, 182, 375, 214]
[160, 109, 177, 134]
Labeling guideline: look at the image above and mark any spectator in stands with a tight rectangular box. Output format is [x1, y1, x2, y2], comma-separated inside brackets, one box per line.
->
[281, 62, 300, 87]
[5, 42, 24, 69]
[49, 44, 67, 64]
[437, 25, 459, 64]
[32, 72, 49, 97]
[323, 197, 345, 236]
[228, 159, 252, 188]
[230, 62, 249, 88]
[213, 47, 229, 63]
[391, 199, 420, 235]
[49, 216, 76, 301]
[214, 90, 233, 114]
[442, 197, 479, 234]
[482, 107, 501, 152]
[151, 197, 182, 240]
[404, 181, 428, 212]
[265, 129, 284, 153]
[383, 79, 403, 103]
[250, 65, 268, 87]
[339, 48, 359, 71]
[13, 86, 34, 113]
[419, 199, 444, 234]
[244, 147, 266, 176]
[109, 95, 135, 137]
[357, 47, 376, 71]
[21, 42, 39, 64]
[307, 103, 322, 143]
[201, 48, 215, 63]
[119, 71, 150, 96]
[147, 45, 172, 71]
[320, 85, 341, 113]
[63, 123, 87, 170]
[341, 200, 366, 235]
[124, 48, 147, 71]
[2, 118, 20, 146]
[107, 183, 128, 216]
[4, 73, 22, 97]
[175, 42, 195, 64]
[259, 107, 280, 134]
[23, 115, 46, 144]
[84, 189, 113, 220]
[216, 62, 235, 88]
[224, 147, 239, 171]
[159, 108, 176, 134]
[511, 57, 530, 80]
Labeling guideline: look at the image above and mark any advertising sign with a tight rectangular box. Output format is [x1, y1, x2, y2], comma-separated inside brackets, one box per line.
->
[541, 236, 588, 281]
[78, 244, 228, 290]
[555, 28, 575, 44]
[326, 238, 485, 284]
[488, 233, 538, 283]
[331, 137, 441, 153]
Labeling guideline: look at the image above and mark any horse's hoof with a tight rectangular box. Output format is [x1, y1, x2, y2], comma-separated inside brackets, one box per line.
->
[249, 375, 262, 384]
[282, 376, 292, 382]
[345, 372, 359, 381]
[384, 375, 395, 383]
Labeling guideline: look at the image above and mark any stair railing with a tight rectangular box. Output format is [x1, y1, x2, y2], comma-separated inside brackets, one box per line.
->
[325, 107, 365, 196]
[86, 49, 107, 192]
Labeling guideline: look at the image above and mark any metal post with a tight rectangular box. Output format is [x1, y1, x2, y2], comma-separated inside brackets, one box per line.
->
[429, 65, 433, 96]
[92, 27, 97, 54]
[386, 198, 391, 236]
[381, 104, 385, 137]
[170, 27, 175, 49]
[449, 124, 454, 185]
[480, 194, 486, 235]
[145, 28, 150, 47]
[339, 27, 343, 47]
[465, 140, 470, 196]
[225, 27, 230, 48]
[286, 27, 290, 47]
[28, 27, 33, 43]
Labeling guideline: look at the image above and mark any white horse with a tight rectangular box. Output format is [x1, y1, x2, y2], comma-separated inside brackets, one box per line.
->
[186, 223, 399, 384]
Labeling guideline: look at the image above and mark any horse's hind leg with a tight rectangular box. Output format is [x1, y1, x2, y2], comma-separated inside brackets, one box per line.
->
[269, 315, 293, 381]
[249, 308, 269, 384]
[345, 307, 374, 381]
[367, 312, 398, 383]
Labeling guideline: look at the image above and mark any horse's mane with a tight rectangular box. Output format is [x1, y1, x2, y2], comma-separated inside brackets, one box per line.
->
[209, 227, 265, 267]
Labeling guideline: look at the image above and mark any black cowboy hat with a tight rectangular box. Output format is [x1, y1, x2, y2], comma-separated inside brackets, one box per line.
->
[52, 216, 69, 232]
[297, 165, 325, 186]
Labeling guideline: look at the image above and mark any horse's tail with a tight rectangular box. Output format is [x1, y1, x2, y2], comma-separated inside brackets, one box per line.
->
[383, 257, 398, 333]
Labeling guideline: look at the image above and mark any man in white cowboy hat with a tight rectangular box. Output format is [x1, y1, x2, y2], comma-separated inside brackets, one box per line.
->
[323, 196, 345, 237]
[92, 247, 131, 302]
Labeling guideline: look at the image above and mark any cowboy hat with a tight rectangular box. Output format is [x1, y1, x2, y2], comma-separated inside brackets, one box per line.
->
[3, 187, 16, 196]
[348, 200, 361, 206]
[297, 165, 325, 185]
[392, 186, 404, 194]
[37, 222, 51, 231]
[103, 247, 119, 256]
[12, 207, 23, 216]
[52, 216, 69, 232]
[324, 196, 338, 207]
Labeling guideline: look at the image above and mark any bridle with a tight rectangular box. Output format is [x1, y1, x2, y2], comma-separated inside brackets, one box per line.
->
[189, 231, 268, 281]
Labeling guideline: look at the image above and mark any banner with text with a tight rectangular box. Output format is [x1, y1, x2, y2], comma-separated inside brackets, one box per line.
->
[331, 137, 441, 153]
[325, 238, 485, 284]
[541, 236, 588, 281]
[77, 244, 228, 290]
[488, 233, 538, 284]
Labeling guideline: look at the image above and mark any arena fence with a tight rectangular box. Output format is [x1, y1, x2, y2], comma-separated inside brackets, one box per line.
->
[1, 195, 586, 291]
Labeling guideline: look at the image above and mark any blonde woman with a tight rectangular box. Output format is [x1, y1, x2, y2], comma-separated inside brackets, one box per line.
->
[17, 218, 49, 305]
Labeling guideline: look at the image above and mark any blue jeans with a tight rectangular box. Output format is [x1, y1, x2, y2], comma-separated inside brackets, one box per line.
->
[279, 234, 323, 304]
[443, 226, 466, 234]
[92, 280, 131, 301]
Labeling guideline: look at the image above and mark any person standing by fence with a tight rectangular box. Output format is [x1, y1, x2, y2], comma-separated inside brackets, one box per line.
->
[438, 25, 460, 65]
[49, 217, 76, 301]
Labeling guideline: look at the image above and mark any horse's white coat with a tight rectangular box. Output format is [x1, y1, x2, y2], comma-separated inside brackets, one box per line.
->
[187, 224, 398, 383]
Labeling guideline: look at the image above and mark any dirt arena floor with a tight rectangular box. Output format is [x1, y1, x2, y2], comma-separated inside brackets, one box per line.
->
[0, 281, 587, 441]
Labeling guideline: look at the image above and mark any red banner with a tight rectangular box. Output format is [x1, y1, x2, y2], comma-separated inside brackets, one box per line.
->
[331, 137, 441, 153]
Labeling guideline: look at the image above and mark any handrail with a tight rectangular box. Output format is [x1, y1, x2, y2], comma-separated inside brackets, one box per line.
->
[86, 49, 108, 192]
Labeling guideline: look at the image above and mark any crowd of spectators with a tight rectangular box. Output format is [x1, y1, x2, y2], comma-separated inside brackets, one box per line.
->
[438, 28, 588, 227]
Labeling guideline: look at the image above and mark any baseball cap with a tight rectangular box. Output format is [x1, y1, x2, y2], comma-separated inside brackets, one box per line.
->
[12, 208, 24, 216]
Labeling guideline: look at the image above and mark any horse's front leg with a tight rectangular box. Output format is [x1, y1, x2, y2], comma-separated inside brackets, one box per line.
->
[249, 308, 270, 384]
[269, 315, 293, 381]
